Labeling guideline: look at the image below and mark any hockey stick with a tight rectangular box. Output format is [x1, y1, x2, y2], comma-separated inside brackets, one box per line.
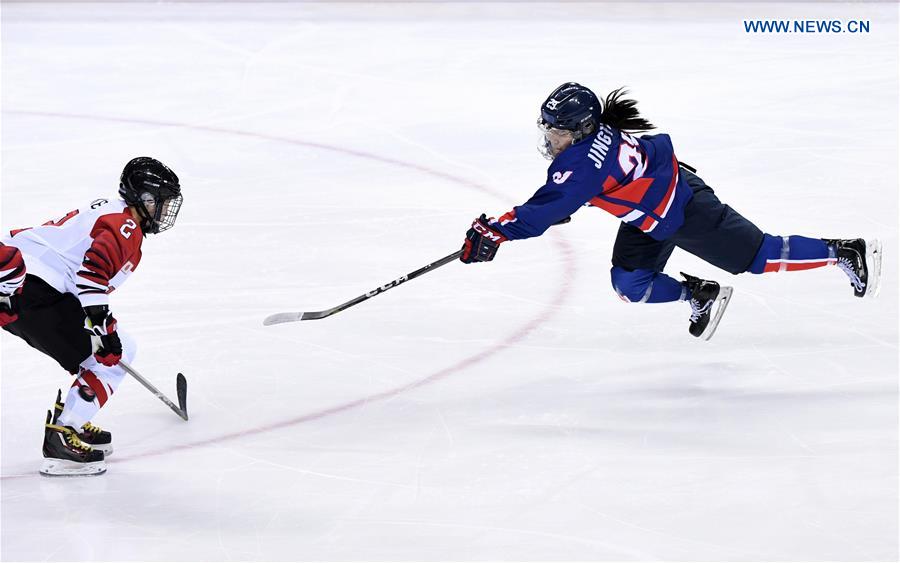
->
[264, 250, 464, 325]
[119, 360, 189, 421]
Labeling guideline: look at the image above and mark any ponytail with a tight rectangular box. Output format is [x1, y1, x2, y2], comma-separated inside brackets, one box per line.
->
[600, 87, 655, 132]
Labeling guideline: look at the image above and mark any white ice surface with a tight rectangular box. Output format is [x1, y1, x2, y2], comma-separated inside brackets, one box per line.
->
[1, 2, 898, 561]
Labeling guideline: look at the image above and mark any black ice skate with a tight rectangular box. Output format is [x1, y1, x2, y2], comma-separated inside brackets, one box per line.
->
[52, 389, 113, 455]
[824, 238, 882, 299]
[681, 272, 733, 341]
[40, 410, 106, 477]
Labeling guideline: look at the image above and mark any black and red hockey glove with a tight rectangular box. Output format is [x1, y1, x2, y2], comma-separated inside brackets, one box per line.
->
[0, 244, 26, 326]
[460, 214, 508, 264]
[0, 295, 17, 326]
[84, 305, 123, 366]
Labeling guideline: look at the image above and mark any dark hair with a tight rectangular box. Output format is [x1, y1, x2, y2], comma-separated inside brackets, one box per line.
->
[600, 87, 655, 132]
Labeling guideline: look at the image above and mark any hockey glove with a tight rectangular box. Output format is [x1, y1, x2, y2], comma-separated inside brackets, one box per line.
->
[0, 295, 17, 326]
[0, 244, 26, 326]
[461, 214, 508, 264]
[84, 305, 122, 366]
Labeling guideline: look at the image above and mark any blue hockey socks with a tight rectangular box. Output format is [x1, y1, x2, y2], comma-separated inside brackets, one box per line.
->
[747, 234, 835, 274]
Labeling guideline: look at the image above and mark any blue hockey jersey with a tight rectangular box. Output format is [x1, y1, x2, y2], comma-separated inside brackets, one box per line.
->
[494, 124, 693, 241]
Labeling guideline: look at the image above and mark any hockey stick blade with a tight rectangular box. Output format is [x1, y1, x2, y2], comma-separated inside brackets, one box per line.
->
[263, 312, 304, 325]
[176, 373, 189, 420]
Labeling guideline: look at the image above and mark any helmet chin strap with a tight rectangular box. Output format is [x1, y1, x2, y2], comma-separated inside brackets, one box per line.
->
[130, 203, 156, 234]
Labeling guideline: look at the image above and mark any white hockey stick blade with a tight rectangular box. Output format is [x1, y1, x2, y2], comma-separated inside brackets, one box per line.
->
[865, 239, 882, 299]
[264, 309, 338, 325]
[700, 286, 733, 341]
[40, 458, 107, 477]
[263, 312, 304, 326]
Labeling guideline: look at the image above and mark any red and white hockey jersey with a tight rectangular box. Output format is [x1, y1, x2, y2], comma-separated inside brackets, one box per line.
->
[2, 198, 143, 307]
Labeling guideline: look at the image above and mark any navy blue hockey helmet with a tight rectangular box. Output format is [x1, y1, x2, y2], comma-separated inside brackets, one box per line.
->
[119, 157, 183, 234]
[538, 82, 602, 143]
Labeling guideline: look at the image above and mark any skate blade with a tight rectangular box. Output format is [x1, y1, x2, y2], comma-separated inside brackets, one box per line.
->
[700, 286, 733, 341]
[865, 239, 882, 299]
[39, 458, 106, 477]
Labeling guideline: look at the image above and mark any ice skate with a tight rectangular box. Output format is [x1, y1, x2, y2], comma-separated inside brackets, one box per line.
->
[824, 238, 882, 299]
[40, 410, 106, 477]
[681, 272, 733, 341]
[52, 389, 113, 455]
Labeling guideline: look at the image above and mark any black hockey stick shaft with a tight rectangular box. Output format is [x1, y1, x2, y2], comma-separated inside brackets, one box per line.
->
[120, 360, 189, 421]
[263, 250, 463, 325]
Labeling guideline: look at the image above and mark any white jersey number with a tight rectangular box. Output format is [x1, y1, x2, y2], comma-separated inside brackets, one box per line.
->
[120, 219, 137, 239]
[617, 132, 647, 181]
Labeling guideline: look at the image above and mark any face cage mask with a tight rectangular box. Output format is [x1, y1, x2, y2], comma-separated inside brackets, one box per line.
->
[537, 118, 576, 160]
[138, 191, 183, 234]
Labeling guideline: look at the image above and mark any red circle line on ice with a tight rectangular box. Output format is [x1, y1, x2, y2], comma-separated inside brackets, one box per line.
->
[1, 110, 577, 473]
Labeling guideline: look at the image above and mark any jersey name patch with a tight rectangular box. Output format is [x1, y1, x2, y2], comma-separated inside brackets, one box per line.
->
[587, 124, 614, 169]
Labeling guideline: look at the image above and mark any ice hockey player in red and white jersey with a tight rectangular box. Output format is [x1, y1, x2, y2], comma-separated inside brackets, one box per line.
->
[0, 157, 183, 476]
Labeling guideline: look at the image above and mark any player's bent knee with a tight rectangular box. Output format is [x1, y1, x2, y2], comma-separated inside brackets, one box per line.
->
[610, 267, 655, 303]
[747, 233, 786, 274]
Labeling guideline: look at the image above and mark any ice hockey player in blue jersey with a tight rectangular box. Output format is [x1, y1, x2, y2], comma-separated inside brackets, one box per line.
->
[459, 82, 882, 340]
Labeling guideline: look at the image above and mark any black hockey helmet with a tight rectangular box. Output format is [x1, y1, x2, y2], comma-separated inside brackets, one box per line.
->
[119, 157, 183, 235]
[537, 82, 602, 158]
